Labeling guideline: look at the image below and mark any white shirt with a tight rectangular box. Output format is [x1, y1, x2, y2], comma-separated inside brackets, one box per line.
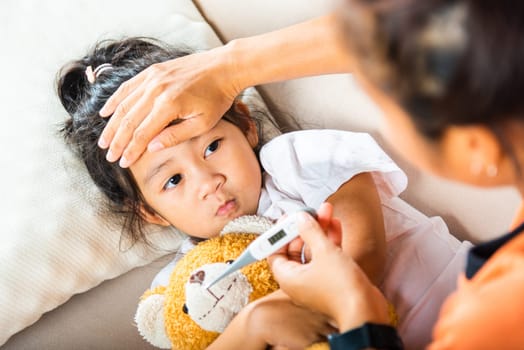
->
[153, 129, 472, 349]
[257, 129, 406, 219]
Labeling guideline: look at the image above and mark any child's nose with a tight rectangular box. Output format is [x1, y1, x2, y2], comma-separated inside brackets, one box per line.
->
[197, 172, 225, 199]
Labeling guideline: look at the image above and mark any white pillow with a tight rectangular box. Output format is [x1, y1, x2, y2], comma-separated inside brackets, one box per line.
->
[0, 0, 279, 345]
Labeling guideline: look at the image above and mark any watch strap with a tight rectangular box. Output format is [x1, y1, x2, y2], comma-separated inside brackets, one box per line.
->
[328, 322, 404, 350]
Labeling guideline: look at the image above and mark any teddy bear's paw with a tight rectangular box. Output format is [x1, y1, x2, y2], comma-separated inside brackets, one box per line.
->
[135, 294, 171, 349]
[220, 215, 273, 235]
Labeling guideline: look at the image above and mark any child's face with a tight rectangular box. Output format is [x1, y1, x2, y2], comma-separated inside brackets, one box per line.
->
[130, 119, 262, 239]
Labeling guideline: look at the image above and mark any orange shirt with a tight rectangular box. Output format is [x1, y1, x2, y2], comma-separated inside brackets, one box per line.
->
[428, 230, 524, 349]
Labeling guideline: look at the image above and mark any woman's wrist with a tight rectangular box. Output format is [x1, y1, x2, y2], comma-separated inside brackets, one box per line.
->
[333, 285, 391, 332]
[220, 39, 253, 93]
[201, 43, 245, 100]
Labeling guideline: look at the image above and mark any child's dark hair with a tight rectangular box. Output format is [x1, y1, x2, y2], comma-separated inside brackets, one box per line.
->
[57, 37, 272, 247]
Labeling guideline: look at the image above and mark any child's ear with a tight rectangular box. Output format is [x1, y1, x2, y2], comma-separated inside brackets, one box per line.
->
[234, 101, 259, 148]
[139, 205, 171, 226]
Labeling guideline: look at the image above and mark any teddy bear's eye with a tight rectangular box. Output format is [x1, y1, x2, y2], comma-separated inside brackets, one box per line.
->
[182, 304, 188, 314]
[225, 260, 234, 264]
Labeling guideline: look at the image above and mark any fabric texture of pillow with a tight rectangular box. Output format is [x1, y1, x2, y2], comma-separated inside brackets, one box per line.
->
[0, 0, 277, 345]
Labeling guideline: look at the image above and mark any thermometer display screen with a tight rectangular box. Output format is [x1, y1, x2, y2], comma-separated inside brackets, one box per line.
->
[267, 229, 287, 245]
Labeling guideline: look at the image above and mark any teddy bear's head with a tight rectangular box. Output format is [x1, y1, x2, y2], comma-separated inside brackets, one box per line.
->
[184, 261, 252, 332]
[134, 216, 279, 349]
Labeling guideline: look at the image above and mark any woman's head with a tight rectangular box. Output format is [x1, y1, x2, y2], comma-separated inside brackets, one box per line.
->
[337, 0, 524, 187]
[58, 38, 264, 244]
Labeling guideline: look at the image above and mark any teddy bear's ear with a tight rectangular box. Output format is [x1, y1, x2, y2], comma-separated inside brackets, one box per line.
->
[135, 294, 171, 349]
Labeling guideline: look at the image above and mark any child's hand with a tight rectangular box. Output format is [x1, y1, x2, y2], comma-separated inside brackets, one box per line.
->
[243, 289, 336, 349]
[98, 48, 241, 168]
[269, 203, 390, 332]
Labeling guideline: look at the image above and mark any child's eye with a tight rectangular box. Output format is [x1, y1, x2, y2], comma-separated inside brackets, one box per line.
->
[204, 139, 221, 158]
[164, 174, 182, 190]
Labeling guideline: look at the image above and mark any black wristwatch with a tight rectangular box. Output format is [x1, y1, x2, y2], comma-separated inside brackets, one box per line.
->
[328, 322, 404, 350]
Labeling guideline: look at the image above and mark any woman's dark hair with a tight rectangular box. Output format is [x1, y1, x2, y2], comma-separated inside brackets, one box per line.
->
[57, 37, 273, 247]
[340, 0, 524, 139]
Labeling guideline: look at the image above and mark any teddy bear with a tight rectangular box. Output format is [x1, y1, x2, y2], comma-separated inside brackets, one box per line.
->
[134, 215, 329, 350]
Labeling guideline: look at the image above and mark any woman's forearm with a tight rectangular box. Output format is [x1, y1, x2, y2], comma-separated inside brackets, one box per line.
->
[224, 13, 354, 92]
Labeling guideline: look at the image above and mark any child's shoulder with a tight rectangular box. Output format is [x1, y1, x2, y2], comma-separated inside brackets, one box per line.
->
[259, 128, 406, 199]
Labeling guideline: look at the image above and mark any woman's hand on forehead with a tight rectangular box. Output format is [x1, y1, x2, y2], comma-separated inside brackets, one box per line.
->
[98, 50, 241, 168]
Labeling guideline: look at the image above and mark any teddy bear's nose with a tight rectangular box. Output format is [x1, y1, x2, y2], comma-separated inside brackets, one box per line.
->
[189, 270, 206, 284]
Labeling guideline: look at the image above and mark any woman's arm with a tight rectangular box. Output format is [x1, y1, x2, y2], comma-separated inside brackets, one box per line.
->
[99, 14, 353, 167]
[226, 13, 353, 91]
[326, 173, 386, 285]
[207, 290, 335, 350]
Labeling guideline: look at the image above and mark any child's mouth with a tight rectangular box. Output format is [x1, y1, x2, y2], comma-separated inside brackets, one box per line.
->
[216, 199, 237, 217]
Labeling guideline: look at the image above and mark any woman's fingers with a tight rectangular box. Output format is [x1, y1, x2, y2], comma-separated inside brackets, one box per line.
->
[316, 201, 334, 232]
[116, 98, 190, 167]
[98, 87, 143, 149]
[100, 66, 176, 164]
[107, 97, 157, 164]
[99, 63, 172, 161]
[269, 203, 338, 275]
[96, 50, 238, 168]
[269, 212, 333, 285]
[147, 112, 221, 150]
[99, 71, 147, 118]
[296, 210, 334, 254]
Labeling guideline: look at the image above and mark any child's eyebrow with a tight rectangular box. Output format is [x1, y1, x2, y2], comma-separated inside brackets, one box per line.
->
[142, 133, 202, 187]
[143, 128, 216, 187]
[144, 158, 174, 187]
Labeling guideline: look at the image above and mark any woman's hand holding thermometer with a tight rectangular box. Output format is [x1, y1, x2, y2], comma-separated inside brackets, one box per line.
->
[202, 208, 317, 289]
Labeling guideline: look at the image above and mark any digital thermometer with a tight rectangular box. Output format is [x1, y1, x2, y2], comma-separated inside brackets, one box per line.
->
[202, 208, 317, 289]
